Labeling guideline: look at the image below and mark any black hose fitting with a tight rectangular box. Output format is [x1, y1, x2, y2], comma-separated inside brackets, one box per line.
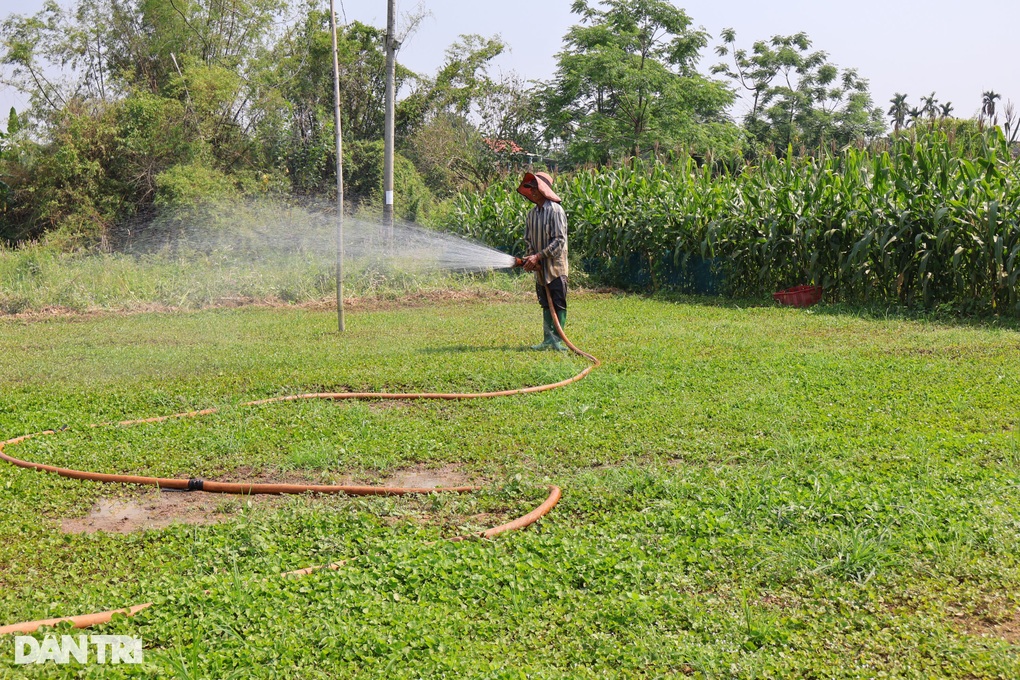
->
[187, 478, 205, 491]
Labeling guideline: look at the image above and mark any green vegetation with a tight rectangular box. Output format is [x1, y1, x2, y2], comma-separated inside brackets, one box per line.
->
[1, 295, 1019, 677]
[0, 0, 887, 252]
[445, 131, 1020, 314]
[713, 30, 885, 157]
[0, 1, 1016, 674]
[0, 0, 515, 244]
[2, 0, 1016, 316]
[538, 0, 739, 164]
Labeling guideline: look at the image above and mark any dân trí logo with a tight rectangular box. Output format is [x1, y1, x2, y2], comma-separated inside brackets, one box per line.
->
[13, 635, 143, 665]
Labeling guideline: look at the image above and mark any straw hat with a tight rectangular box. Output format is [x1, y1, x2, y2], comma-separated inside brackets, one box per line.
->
[516, 171, 562, 203]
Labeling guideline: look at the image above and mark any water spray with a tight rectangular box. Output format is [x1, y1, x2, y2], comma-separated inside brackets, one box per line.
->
[111, 199, 522, 276]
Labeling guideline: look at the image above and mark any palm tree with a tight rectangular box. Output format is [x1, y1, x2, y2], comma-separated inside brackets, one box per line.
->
[888, 93, 909, 133]
[982, 90, 1001, 124]
[921, 92, 939, 123]
[907, 106, 923, 128]
[939, 102, 954, 119]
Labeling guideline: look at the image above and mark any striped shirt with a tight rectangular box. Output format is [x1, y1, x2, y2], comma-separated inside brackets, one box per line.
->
[524, 201, 568, 284]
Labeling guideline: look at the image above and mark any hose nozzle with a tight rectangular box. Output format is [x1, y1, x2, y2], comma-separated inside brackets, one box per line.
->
[513, 257, 525, 268]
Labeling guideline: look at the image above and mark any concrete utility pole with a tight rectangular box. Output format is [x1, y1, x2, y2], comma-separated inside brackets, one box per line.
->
[329, 0, 345, 332]
[383, 0, 398, 242]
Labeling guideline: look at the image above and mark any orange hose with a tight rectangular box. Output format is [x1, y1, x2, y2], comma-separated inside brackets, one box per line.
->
[0, 439, 480, 496]
[545, 289, 600, 367]
[0, 288, 593, 635]
[0, 605, 154, 636]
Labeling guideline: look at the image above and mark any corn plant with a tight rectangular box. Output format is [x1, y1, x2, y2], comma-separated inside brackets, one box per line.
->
[439, 129, 1020, 314]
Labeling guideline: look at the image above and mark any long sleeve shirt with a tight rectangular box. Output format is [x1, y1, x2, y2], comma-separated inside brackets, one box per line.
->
[524, 201, 568, 285]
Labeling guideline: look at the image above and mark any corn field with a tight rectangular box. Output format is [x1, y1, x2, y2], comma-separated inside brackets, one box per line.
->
[442, 131, 1020, 314]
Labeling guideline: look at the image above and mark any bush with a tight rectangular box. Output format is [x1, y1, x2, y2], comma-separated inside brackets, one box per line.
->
[154, 162, 239, 208]
[343, 140, 434, 222]
[0, 93, 194, 248]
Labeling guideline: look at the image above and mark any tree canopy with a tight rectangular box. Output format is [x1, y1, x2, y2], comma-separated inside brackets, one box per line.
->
[539, 0, 737, 164]
[713, 29, 884, 155]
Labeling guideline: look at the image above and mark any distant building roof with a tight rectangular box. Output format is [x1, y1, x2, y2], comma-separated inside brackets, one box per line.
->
[483, 138, 529, 155]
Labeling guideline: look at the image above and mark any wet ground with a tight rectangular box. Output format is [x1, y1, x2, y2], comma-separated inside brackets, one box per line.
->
[60, 464, 472, 534]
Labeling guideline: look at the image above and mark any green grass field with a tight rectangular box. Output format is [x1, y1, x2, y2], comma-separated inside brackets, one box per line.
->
[1, 293, 1019, 678]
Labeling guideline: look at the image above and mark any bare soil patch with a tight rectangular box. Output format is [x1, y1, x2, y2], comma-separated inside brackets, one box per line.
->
[60, 464, 475, 534]
[957, 615, 1020, 644]
[378, 463, 472, 489]
[201, 463, 472, 489]
[947, 595, 1020, 644]
[60, 491, 285, 534]
[217, 466, 350, 485]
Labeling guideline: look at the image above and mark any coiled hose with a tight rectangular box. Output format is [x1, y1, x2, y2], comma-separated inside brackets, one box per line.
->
[0, 288, 598, 635]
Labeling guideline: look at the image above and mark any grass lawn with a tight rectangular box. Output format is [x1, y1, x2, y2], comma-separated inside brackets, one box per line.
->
[1, 293, 1019, 678]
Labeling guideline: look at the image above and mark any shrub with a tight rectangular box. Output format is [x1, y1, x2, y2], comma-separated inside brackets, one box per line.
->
[154, 162, 240, 208]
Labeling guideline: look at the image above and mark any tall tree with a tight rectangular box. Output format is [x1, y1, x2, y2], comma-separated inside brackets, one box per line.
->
[396, 33, 523, 144]
[0, 0, 103, 112]
[888, 93, 908, 133]
[254, 15, 414, 193]
[713, 30, 884, 154]
[982, 90, 1001, 125]
[1, 0, 286, 110]
[107, 0, 285, 94]
[921, 91, 939, 124]
[540, 0, 736, 164]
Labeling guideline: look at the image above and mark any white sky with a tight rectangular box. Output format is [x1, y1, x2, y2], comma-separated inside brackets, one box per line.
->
[1, 0, 1018, 125]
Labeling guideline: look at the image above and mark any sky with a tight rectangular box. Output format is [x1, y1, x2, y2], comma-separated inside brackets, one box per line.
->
[0, 0, 1018, 126]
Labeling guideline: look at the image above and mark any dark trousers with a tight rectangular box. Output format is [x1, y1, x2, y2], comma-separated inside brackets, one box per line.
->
[535, 276, 567, 311]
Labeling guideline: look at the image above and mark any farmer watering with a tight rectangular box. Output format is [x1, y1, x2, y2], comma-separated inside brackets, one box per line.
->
[517, 171, 569, 351]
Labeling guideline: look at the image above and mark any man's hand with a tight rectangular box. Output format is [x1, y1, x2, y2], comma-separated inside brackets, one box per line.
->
[522, 254, 542, 272]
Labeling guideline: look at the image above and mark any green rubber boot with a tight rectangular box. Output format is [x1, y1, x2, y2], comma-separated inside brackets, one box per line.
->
[551, 308, 568, 351]
[530, 309, 556, 350]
